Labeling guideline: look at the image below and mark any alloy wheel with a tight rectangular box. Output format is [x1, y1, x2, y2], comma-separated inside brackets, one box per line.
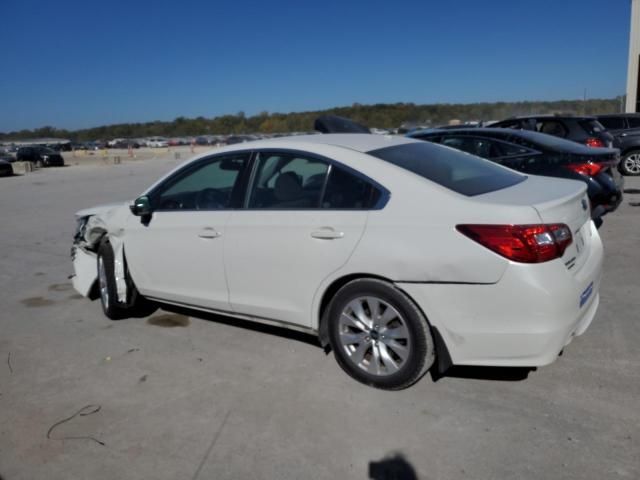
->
[338, 296, 411, 376]
[623, 153, 640, 175]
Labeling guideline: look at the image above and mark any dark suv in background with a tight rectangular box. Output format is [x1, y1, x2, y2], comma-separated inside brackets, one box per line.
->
[595, 113, 640, 175]
[490, 115, 614, 149]
[16, 146, 65, 167]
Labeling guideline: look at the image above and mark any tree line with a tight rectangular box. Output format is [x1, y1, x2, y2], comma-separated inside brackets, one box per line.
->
[0, 97, 623, 141]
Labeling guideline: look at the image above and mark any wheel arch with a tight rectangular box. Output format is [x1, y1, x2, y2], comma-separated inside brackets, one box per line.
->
[316, 273, 453, 376]
[620, 147, 640, 156]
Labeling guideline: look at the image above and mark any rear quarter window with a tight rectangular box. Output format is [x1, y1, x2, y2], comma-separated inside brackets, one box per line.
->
[368, 142, 525, 196]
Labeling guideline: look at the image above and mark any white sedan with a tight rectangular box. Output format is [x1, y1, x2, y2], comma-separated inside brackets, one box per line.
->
[71, 134, 603, 389]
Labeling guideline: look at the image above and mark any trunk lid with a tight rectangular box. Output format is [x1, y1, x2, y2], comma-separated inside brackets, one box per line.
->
[475, 175, 591, 272]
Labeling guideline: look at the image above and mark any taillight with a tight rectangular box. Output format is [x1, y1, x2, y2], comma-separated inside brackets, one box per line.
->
[456, 224, 573, 263]
[585, 137, 605, 148]
[565, 162, 604, 176]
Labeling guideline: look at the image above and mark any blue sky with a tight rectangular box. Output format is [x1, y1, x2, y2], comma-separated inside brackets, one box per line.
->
[0, 0, 631, 131]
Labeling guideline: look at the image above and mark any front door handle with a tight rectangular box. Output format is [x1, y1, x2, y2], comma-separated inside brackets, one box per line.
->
[311, 227, 344, 240]
[198, 227, 221, 239]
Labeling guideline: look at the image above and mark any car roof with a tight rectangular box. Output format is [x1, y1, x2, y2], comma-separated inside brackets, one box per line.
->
[496, 114, 595, 121]
[219, 133, 418, 154]
[595, 113, 640, 117]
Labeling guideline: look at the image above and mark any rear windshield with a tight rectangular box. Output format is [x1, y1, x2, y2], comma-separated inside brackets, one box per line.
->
[579, 119, 605, 135]
[368, 142, 525, 196]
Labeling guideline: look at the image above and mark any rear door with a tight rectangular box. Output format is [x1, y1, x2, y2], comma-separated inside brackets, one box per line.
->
[614, 116, 640, 149]
[224, 150, 377, 327]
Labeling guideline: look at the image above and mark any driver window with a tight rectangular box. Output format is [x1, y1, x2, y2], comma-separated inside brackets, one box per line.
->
[155, 153, 248, 211]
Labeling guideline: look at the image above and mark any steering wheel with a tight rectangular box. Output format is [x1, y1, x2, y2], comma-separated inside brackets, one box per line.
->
[195, 188, 226, 210]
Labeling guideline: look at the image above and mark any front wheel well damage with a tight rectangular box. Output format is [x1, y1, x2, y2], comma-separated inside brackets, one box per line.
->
[316, 274, 453, 375]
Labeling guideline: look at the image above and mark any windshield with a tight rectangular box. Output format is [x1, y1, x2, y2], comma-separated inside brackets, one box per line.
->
[38, 147, 57, 154]
[368, 142, 525, 196]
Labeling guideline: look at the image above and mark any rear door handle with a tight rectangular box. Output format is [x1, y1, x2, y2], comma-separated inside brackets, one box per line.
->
[311, 228, 344, 240]
[198, 227, 221, 239]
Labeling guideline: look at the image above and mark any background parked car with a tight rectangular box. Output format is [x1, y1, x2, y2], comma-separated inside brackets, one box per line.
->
[146, 137, 169, 148]
[595, 113, 640, 176]
[16, 146, 65, 167]
[0, 150, 15, 163]
[0, 159, 13, 177]
[490, 115, 614, 149]
[111, 140, 140, 149]
[408, 128, 623, 223]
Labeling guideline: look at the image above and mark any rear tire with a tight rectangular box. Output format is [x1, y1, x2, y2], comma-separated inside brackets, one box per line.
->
[620, 151, 640, 176]
[327, 278, 434, 390]
[97, 240, 156, 320]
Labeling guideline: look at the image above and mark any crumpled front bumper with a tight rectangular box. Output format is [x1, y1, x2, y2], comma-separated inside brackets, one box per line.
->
[71, 245, 97, 297]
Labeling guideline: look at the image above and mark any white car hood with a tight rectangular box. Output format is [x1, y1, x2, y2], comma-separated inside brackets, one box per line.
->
[75, 201, 131, 219]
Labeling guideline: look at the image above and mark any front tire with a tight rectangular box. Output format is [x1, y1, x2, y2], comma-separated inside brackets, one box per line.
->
[327, 279, 435, 390]
[97, 241, 156, 320]
[620, 151, 640, 176]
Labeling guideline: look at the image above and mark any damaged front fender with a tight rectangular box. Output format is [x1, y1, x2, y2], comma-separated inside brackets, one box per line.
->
[71, 201, 132, 301]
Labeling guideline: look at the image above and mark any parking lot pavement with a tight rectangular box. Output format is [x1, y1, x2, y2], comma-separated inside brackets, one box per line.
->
[0, 157, 638, 480]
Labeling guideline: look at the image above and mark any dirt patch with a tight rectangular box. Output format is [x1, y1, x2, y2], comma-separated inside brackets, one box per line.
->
[67, 293, 84, 300]
[623, 188, 640, 194]
[49, 283, 72, 292]
[34, 272, 45, 277]
[20, 296, 55, 307]
[147, 314, 190, 328]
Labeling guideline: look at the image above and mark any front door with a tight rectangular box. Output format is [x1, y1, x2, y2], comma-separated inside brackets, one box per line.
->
[125, 152, 250, 311]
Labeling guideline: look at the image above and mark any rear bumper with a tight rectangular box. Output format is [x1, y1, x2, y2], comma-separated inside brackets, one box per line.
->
[397, 222, 604, 367]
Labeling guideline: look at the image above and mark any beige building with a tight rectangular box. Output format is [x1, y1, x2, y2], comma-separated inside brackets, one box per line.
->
[626, 0, 640, 111]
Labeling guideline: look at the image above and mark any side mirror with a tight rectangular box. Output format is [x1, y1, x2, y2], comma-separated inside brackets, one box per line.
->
[130, 195, 152, 217]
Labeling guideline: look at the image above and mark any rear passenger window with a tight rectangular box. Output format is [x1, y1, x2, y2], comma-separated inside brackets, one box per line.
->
[628, 117, 640, 128]
[496, 141, 534, 157]
[322, 166, 381, 209]
[598, 117, 626, 130]
[248, 153, 329, 209]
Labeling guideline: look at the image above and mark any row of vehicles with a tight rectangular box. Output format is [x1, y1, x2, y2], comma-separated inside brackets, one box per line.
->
[70, 115, 608, 390]
[407, 113, 640, 228]
[0, 145, 66, 169]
